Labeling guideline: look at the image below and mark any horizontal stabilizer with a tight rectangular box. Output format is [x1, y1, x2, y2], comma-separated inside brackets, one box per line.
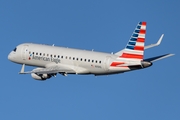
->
[144, 54, 174, 62]
[145, 34, 164, 49]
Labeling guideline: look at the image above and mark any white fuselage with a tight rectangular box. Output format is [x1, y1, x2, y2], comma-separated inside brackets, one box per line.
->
[8, 43, 142, 75]
[7, 22, 173, 80]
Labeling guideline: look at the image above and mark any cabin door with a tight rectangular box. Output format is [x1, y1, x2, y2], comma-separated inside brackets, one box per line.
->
[104, 56, 111, 71]
[21, 45, 29, 60]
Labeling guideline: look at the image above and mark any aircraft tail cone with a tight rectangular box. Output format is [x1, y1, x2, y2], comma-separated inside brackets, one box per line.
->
[141, 61, 153, 68]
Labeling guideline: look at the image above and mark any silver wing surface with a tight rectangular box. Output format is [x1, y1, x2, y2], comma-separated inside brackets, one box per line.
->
[19, 64, 76, 74]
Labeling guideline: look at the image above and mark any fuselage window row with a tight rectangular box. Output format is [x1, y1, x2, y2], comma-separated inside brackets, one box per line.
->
[29, 51, 101, 64]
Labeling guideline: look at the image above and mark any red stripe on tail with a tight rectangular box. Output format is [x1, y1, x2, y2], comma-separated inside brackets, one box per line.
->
[110, 62, 125, 66]
[137, 38, 145, 42]
[142, 22, 146, 26]
[139, 29, 146, 34]
[134, 46, 144, 51]
[121, 53, 143, 59]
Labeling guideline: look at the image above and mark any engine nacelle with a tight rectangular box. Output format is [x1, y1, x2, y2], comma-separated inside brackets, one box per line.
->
[31, 73, 51, 80]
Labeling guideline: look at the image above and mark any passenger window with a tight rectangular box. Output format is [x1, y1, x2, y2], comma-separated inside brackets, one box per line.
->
[73, 57, 75, 60]
[40, 53, 42, 56]
[58, 55, 60, 58]
[29, 51, 31, 54]
[80, 58, 83, 61]
[66, 56, 68, 59]
[36, 53, 38, 55]
[69, 57, 71, 60]
[76, 58, 78, 61]
[92, 60, 94, 63]
[47, 54, 49, 57]
[61, 56, 63, 59]
[54, 55, 56, 58]
[33, 52, 34, 55]
[88, 59, 90, 62]
[95, 60, 98, 63]
[99, 61, 101, 64]
[43, 53, 45, 56]
[84, 59, 86, 62]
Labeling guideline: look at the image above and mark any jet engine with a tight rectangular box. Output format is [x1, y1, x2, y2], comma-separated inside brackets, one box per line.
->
[31, 73, 52, 80]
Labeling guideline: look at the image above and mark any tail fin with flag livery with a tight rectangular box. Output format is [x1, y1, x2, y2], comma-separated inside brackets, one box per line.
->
[116, 22, 146, 60]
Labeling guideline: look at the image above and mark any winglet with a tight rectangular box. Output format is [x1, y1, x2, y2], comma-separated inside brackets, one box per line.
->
[145, 34, 164, 49]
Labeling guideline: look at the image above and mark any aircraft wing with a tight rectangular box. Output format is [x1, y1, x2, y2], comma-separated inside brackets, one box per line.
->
[144, 53, 174, 62]
[19, 64, 76, 74]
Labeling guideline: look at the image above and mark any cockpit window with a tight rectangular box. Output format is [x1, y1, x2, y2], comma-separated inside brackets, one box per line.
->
[13, 48, 17, 52]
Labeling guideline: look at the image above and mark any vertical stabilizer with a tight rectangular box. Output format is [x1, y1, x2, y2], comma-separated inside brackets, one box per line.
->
[116, 22, 146, 60]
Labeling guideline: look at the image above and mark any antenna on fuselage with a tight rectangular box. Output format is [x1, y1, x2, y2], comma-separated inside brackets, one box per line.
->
[52, 44, 55, 46]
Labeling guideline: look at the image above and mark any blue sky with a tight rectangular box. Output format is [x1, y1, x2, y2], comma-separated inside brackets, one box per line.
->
[0, 0, 179, 120]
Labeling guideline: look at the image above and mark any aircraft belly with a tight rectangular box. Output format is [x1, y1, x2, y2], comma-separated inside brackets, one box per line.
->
[109, 66, 130, 72]
[94, 67, 130, 75]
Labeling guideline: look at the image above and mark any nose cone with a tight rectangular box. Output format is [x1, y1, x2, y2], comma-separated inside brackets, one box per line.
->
[8, 51, 14, 61]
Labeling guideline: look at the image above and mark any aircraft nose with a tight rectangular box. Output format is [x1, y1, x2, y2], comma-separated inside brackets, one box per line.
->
[8, 52, 13, 61]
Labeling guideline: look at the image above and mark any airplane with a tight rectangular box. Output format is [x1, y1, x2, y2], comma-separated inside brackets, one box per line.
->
[8, 22, 174, 80]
